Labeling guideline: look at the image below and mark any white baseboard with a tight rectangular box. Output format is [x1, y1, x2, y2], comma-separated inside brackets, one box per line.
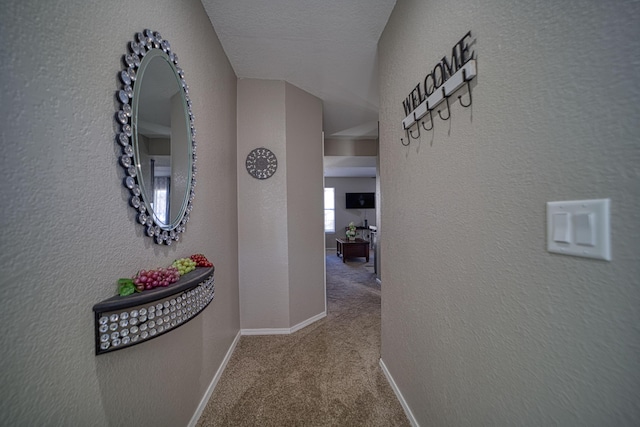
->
[241, 311, 326, 336]
[291, 311, 326, 333]
[240, 327, 291, 335]
[379, 358, 419, 427]
[188, 330, 241, 427]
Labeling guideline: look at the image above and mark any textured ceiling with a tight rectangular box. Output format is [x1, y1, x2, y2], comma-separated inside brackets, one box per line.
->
[201, 0, 396, 139]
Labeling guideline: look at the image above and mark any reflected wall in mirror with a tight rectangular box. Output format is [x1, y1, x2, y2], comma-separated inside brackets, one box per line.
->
[115, 30, 197, 245]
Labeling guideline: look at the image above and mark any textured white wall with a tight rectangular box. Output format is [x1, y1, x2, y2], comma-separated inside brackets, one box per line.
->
[285, 82, 325, 326]
[237, 79, 290, 329]
[379, 0, 640, 425]
[0, 0, 239, 425]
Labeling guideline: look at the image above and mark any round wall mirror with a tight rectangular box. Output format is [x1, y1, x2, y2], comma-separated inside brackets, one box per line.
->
[115, 30, 197, 245]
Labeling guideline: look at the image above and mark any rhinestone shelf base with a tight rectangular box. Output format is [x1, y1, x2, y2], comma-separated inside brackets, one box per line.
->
[93, 267, 214, 355]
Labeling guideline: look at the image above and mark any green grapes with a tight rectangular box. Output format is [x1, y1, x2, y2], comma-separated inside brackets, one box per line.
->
[172, 257, 197, 275]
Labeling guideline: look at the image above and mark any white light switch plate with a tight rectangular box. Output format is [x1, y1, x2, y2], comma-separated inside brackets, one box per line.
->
[546, 199, 611, 261]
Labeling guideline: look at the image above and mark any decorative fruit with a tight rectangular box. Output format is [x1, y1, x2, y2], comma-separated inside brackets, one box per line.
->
[190, 253, 213, 268]
[132, 266, 180, 291]
[172, 257, 197, 275]
[119, 254, 213, 296]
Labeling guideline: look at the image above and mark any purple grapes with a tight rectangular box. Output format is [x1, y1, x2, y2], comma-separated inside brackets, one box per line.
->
[133, 266, 180, 291]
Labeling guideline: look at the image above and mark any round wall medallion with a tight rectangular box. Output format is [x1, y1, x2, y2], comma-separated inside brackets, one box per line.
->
[246, 148, 278, 179]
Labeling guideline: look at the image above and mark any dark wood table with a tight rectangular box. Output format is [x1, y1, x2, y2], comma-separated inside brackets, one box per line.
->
[336, 237, 370, 263]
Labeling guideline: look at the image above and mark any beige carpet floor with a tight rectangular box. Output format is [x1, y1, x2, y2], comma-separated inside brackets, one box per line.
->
[196, 250, 409, 426]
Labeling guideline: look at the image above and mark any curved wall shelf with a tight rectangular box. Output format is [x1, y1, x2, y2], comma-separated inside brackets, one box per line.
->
[93, 266, 214, 355]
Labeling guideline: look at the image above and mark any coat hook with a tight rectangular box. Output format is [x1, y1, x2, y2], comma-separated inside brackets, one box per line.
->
[409, 122, 421, 139]
[458, 69, 472, 108]
[401, 128, 410, 146]
[401, 112, 416, 145]
[421, 109, 434, 131]
[437, 87, 451, 120]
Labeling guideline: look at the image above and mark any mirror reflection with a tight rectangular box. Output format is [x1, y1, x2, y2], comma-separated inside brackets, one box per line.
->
[133, 50, 191, 229]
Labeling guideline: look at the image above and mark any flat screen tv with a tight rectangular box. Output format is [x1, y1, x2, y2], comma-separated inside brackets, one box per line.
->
[345, 192, 375, 209]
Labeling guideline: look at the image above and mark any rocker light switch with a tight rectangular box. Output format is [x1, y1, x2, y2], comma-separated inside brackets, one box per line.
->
[574, 212, 595, 246]
[546, 199, 611, 261]
[552, 212, 570, 243]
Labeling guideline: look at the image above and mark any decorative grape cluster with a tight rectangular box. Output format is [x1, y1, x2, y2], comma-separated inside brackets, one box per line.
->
[172, 257, 197, 275]
[117, 254, 213, 296]
[133, 267, 180, 292]
[190, 253, 213, 268]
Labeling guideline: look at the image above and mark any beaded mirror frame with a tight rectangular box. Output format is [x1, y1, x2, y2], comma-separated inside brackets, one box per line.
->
[115, 29, 197, 245]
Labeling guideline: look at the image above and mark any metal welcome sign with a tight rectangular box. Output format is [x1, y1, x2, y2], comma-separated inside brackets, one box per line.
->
[401, 31, 477, 145]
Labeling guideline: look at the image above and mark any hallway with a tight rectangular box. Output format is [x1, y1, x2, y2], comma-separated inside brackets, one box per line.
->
[196, 252, 407, 426]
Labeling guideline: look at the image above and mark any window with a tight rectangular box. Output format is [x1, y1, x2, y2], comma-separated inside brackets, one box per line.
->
[324, 187, 335, 233]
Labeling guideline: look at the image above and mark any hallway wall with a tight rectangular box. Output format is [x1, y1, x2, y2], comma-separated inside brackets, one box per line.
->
[378, 0, 640, 425]
[237, 79, 325, 330]
[285, 82, 326, 327]
[0, 1, 239, 425]
[237, 79, 290, 329]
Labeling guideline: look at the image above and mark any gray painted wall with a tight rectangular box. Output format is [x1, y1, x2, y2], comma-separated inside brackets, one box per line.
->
[285, 82, 326, 327]
[0, 0, 239, 425]
[238, 79, 290, 329]
[324, 138, 378, 156]
[379, 0, 640, 425]
[237, 79, 325, 330]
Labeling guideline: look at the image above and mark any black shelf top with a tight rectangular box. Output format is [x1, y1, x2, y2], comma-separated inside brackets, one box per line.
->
[93, 266, 214, 313]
